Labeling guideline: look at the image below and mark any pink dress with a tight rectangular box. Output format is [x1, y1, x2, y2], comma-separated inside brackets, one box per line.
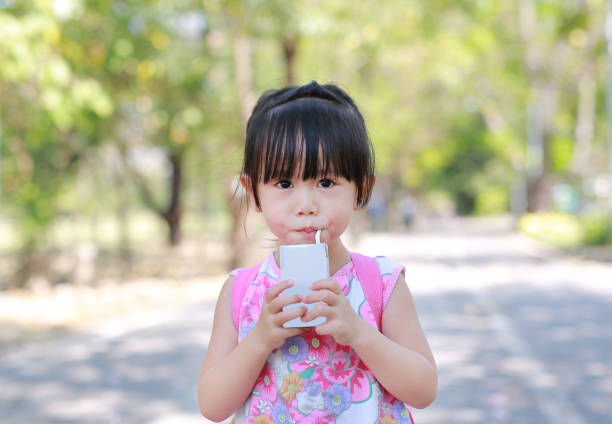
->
[230, 252, 415, 424]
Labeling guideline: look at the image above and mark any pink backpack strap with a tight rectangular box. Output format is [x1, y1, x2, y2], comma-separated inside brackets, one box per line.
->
[231, 264, 261, 330]
[350, 252, 383, 331]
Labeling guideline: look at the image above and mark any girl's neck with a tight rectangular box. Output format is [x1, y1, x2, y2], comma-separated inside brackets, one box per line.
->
[273, 238, 352, 276]
[326, 238, 352, 275]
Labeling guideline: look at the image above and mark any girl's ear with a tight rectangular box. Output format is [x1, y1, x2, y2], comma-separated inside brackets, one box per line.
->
[240, 174, 261, 212]
[354, 175, 376, 211]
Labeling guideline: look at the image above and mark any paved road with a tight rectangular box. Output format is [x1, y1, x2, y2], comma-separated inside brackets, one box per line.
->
[358, 219, 612, 424]
[1, 218, 611, 423]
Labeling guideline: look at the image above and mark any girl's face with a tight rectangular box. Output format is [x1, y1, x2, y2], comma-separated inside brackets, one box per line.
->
[243, 171, 358, 248]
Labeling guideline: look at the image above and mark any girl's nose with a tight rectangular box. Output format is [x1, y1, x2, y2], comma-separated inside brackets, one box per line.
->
[294, 188, 318, 216]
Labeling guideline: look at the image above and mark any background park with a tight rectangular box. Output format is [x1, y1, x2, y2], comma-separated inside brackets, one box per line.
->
[1, 1, 612, 423]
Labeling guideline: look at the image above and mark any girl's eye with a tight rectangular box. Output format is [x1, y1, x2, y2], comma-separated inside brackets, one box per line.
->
[318, 179, 335, 188]
[276, 180, 293, 189]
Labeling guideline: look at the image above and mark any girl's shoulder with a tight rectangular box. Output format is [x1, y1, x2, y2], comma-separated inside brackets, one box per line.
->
[352, 253, 406, 310]
[373, 256, 406, 308]
[370, 255, 405, 276]
[351, 253, 405, 281]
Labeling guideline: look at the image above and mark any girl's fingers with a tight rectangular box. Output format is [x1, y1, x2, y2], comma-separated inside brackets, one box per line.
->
[266, 280, 294, 302]
[310, 278, 343, 294]
[303, 289, 338, 306]
[269, 293, 303, 314]
[301, 303, 331, 323]
[284, 327, 306, 338]
[276, 305, 307, 326]
[313, 321, 333, 336]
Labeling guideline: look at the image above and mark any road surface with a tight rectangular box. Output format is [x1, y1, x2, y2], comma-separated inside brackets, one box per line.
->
[1, 217, 611, 423]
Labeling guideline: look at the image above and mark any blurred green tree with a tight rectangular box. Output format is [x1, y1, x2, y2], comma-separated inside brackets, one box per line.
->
[2, 0, 612, 288]
[1, 2, 112, 285]
[63, 0, 214, 246]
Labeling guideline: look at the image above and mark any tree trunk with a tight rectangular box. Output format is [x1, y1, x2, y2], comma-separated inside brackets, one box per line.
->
[527, 168, 553, 212]
[227, 176, 247, 270]
[526, 81, 559, 212]
[113, 146, 132, 277]
[226, 16, 254, 269]
[283, 33, 298, 85]
[519, 0, 563, 212]
[570, 0, 601, 179]
[233, 33, 256, 131]
[15, 243, 43, 289]
[164, 152, 183, 246]
[572, 68, 596, 177]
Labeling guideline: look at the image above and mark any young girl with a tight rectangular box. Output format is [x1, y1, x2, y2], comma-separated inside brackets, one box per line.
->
[198, 81, 437, 423]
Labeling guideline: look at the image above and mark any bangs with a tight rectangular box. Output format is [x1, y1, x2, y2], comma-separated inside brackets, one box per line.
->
[247, 98, 365, 185]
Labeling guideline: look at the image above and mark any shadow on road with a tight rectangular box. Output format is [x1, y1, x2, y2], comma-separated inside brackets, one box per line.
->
[0, 301, 216, 424]
[2, 222, 611, 424]
[413, 284, 612, 423]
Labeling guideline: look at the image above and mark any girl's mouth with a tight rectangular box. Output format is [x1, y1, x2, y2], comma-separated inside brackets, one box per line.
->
[297, 227, 319, 237]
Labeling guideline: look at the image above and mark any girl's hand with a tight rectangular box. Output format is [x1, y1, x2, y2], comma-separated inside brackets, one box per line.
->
[249, 280, 306, 352]
[302, 278, 367, 346]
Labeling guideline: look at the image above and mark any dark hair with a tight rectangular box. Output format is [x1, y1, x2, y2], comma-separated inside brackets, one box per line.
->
[242, 81, 375, 209]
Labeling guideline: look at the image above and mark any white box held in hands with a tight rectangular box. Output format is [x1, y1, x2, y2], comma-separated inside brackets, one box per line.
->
[280, 231, 329, 328]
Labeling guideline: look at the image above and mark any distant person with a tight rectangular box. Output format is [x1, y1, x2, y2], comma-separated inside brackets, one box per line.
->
[197, 82, 437, 423]
[367, 189, 388, 231]
[400, 190, 418, 229]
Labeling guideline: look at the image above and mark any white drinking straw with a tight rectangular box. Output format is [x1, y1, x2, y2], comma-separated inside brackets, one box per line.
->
[315, 229, 321, 244]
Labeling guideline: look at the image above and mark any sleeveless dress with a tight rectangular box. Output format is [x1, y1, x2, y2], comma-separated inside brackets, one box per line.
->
[230, 252, 415, 424]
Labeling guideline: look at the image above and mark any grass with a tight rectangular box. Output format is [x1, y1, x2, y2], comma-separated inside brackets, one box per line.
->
[0, 208, 274, 290]
[518, 212, 612, 248]
[1, 210, 234, 254]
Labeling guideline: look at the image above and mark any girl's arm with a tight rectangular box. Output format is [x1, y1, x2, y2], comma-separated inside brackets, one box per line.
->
[354, 273, 437, 408]
[197, 277, 305, 422]
[303, 274, 437, 409]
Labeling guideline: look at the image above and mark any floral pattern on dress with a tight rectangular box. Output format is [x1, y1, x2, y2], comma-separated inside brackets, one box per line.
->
[254, 365, 277, 400]
[232, 253, 414, 424]
[300, 331, 333, 365]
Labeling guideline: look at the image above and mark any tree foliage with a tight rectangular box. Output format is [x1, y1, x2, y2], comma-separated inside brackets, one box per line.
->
[2, 0, 611, 273]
